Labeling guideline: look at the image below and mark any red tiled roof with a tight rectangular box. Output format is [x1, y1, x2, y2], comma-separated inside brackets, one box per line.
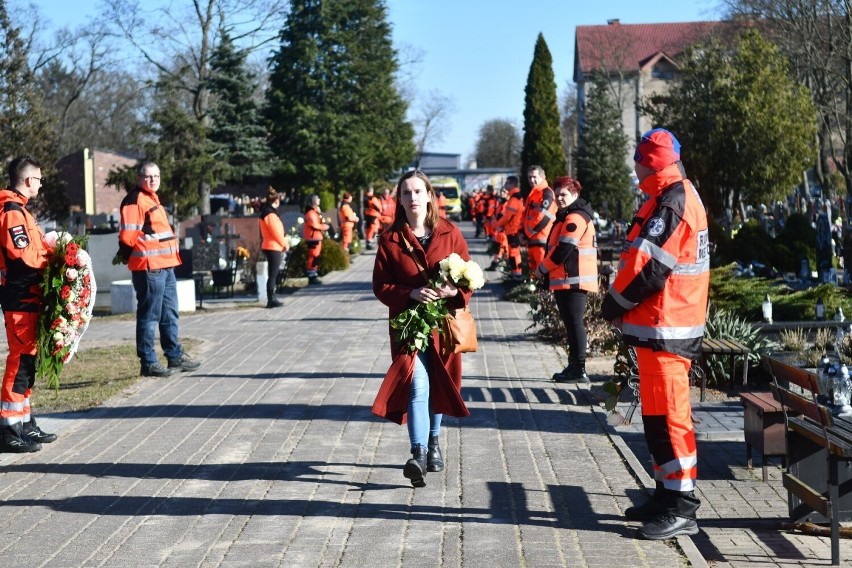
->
[574, 20, 741, 79]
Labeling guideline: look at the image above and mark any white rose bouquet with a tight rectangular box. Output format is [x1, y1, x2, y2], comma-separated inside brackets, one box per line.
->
[390, 254, 484, 353]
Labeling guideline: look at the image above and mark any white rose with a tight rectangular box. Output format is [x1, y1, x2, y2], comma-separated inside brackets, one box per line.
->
[462, 260, 484, 289]
[297, 217, 305, 225]
[66, 268, 79, 281]
[53, 332, 63, 342]
[447, 253, 466, 281]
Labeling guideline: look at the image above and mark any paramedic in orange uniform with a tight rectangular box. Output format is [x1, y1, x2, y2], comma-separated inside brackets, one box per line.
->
[523, 165, 557, 272]
[119, 162, 201, 378]
[338, 192, 359, 252]
[535, 176, 597, 383]
[259, 186, 289, 308]
[303, 194, 329, 285]
[0, 156, 56, 453]
[601, 129, 709, 540]
[363, 187, 382, 250]
[496, 176, 524, 280]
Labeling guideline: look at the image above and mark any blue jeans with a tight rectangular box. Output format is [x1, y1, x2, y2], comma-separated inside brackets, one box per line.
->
[132, 268, 182, 368]
[408, 351, 442, 451]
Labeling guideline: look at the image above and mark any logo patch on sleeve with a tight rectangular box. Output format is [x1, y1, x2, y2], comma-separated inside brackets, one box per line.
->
[646, 217, 666, 237]
[9, 225, 28, 249]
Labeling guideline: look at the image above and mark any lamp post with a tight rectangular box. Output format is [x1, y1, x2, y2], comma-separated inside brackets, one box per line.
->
[817, 298, 826, 321]
[762, 294, 773, 324]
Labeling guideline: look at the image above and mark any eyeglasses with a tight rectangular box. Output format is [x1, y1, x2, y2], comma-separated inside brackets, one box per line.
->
[140, 175, 160, 180]
[24, 177, 42, 183]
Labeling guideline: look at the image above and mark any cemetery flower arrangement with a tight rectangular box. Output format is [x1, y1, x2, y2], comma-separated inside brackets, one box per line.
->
[390, 253, 483, 352]
[36, 233, 96, 389]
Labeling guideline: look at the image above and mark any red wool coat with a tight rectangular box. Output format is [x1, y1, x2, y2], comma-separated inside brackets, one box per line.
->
[372, 219, 473, 424]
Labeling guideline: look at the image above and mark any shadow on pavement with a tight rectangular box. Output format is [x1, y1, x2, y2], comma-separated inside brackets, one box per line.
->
[0, 481, 635, 533]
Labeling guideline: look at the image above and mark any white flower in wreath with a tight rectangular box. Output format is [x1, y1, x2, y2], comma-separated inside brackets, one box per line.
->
[66, 267, 79, 281]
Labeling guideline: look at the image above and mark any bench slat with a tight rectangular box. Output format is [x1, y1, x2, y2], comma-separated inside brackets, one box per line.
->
[783, 472, 830, 517]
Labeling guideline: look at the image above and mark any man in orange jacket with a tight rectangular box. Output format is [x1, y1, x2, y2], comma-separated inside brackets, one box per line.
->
[338, 192, 359, 252]
[523, 165, 557, 273]
[0, 156, 58, 452]
[601, 129, 709, 540]
[495, 176, 525, 280]
[303, 194, 330, 284]
[363, 187, 382, 250]
[119, 162, 201, 378]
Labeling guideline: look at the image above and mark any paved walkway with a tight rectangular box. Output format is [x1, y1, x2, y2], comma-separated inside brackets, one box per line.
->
[0, 224, 847, 567]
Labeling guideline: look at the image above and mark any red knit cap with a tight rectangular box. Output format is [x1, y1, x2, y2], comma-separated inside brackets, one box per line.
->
[633, 128, 681, 171]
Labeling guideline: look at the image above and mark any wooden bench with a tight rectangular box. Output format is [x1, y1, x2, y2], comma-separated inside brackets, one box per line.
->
[741, 391, 785, 481]
[697, 337, 751, 401]
[767, 355, 852, 566]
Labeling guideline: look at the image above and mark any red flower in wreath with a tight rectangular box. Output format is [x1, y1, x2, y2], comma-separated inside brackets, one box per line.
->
[60, 285, 71, 300]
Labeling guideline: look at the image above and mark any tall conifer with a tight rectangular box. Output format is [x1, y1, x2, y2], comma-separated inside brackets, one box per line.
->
[520, 33, 566, 193]
[265, 0, 414, 192]
[576, 74, 632, 220]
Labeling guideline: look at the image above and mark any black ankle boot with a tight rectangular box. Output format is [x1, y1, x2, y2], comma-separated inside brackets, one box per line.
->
[427, 435, 444, 472]
[403, 445, 427, 487]
[571, 362, 590, 384]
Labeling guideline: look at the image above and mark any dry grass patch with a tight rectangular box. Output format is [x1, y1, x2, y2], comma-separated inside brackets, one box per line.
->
[32, 339, 199, 414]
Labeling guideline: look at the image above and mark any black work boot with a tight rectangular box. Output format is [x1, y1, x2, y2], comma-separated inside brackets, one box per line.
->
[308, 275, 323, 285]
[637, 490, 700, 540]
[403, 445, 427, 487]
[23, 417, 57, 444]
[427, 434, 444, 472]
[625, 482, 666, 521]
[266, 298, 283, 308]
[0, 423, 41, 453]
[485, 260, 499, 272]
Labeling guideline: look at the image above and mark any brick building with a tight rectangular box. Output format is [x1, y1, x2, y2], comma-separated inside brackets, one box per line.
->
[57, 148, 139, 217]
[573, 19, 745, 167]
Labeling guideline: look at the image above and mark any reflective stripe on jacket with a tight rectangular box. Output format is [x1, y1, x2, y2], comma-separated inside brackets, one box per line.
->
[119, 187, 180, 272]
[523, 182, 556, 244]
[540, 198, 598, 292]
[601, 163, 710, 360]
[259, 205, 288, 252]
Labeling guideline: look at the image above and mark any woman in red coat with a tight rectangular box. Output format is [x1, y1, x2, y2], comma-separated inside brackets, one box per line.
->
[372, 170, 473, 488]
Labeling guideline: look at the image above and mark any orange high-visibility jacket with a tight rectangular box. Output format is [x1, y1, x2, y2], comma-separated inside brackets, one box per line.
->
[259, 204, 288, 252]
[436, 193, 447, 218]
[524, 181, 557, 246]
[539, 198, 598, 292]
[339, 201, 358, 228]
[0, 189, 50, 312]
[119, 186, 180, 272]
[497, 188, 524, 235]
[365, 195, 382, 219]
[303, 208, 329, 242]
[601, 164, 710, 360]
[380, 195, 396, 225]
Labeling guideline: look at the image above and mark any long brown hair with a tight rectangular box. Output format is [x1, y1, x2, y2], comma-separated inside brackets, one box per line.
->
[391, 170, 440, 231]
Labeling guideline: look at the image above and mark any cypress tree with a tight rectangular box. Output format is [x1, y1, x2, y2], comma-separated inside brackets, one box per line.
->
[265, 0, 414, 193]
[520, 33, 566, 193]
[207, 28, 272, 185]
[576, 73, 633, 221]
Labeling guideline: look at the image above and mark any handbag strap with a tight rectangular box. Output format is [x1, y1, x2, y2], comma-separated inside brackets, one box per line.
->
[400, 232, 430, 285]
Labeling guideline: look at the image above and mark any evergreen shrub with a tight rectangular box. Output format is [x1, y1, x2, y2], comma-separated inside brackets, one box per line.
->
[286, 238, 350, 277]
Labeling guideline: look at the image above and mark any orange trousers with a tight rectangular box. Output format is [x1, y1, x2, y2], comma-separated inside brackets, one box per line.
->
[341, 225, 354, 252]
[635, 347, 697, 492]
[306, 241, 322, 278]
[365, 217, 379, 243]
[1, 311, 37, 427]
[527, 244, 545, 273]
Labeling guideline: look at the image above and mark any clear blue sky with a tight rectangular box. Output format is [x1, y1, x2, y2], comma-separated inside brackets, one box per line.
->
[37, 0, 720, 161]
